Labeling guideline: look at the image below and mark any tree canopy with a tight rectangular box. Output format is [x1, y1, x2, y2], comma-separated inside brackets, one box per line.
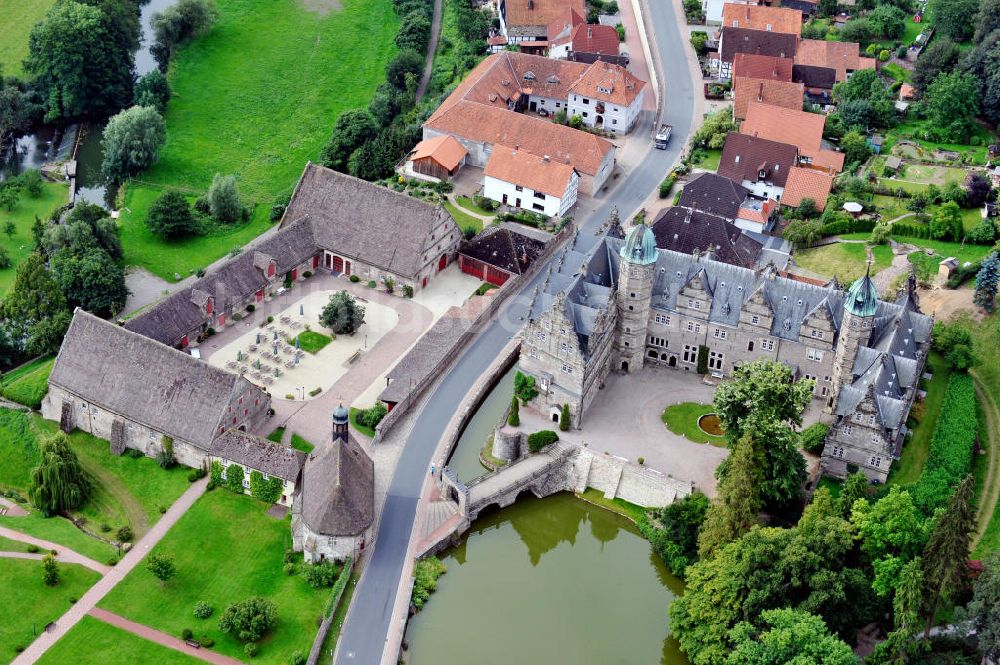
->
[962, 552, 1000, 661]
[320, 110, 379, 173]
[218, 597, 277, 643]
[101, 105, 167, 182]
[850, 487, 929, 596]
[929, 0, 978, 41]
[2, 253, 71, 356]
[51, 248, 129, 317]
[147, 190, 198, 239]
[913, 40, 960, 95]
[924, 72, 980, 143]
[725, 609, 858, 665]
[320, 290, 365, 334]
[28, 432, 92, 515]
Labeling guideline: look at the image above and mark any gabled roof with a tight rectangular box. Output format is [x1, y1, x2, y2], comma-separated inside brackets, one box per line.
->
[650, 206, 764, 269]
[409, 135, 468, 171]
[460, 226, 547, 275]
[720, 27, 798, 64]
[282, 163, 460, 279]
[570, 23, 620, 55]
[782, 166, 834, 209]
[733, 77, 805, 120]
[504, 0, 586, 35]
[732, 53, 794, 81]
[567, 59, 645, 106]
[547, 7, 585, 46]
[677, 172, 750, 220]
[485, 146, 576, 197]
[794, 39, 875, 81]
[299, 434, 373, 536]
[741, 101, 825, 151]
[53, 310, 262, 450]
[209, 430, 305, 482]
[792, 63, 837, 90]
[722, 4, 803, 34]
[717, 131, 798, 188]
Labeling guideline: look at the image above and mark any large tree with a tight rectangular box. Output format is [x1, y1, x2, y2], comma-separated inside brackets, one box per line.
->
[977, 0, 1000, 44]
[218, 597, 277, 643]
[833, 69, 895, 128]
[207, 173, 242, 223]
[913, 40, 960, 95]
[962, 552, 1000, 662]
[51, 248, 129, 317]
[697, 436, 761, 558]
[2, 253, 71, 355]
[713, 360, 813, 444]
[929, 0, 978, 41]
[851, 487, 929, 596]
[43, 203, 122, 259]
[133, 70, 171, 113]
[975, 253, 1000, 312]
[24, 0, 135, 122]
[320, 290, 365, 334]
[960, 30, 1000, 125]
[725, 609, 858, 665]
[868, 4, 906, 39]
[868, 557, 924, 665]
[924, 72, 980, 142]
[320, 110, 378, 173]
[101, 105, 166, 182]
[146, 190, 198, 239]
[28, 432, 91, 516]
[931, 201, 964, 241]
[151, 0, 219, 68]
[921, 474, 976, 637]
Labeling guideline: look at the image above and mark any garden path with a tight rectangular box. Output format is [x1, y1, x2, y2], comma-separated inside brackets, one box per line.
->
[0, 525, 110, 574]
[414, 0, 443, 102]
[11, 478, 207, 665]
[870, 242, 912, 295]
[88, 608, 245, 665]
[0, 497, 28, 516]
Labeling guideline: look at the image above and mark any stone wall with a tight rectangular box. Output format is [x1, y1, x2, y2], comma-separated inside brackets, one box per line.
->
[567, 447, 692, 507]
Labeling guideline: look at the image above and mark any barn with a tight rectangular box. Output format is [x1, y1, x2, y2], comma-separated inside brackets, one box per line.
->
[458, 226, 547, 286]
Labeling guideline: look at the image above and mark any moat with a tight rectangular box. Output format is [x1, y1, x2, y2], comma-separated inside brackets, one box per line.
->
[405, 493, 689, 665]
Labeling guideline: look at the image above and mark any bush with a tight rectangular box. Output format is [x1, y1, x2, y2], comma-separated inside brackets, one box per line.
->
[244, 643, 258, 658]
[199, 635, 214, 648]
[639, 492, 709, 577]
[284, 562, 297, 575]
[117, 525, 133, 542]
[349, 274, 360, 282]
[658, 175, 676, 199]
[527, 430, 559, 453]
[514, 371, 539, 403]
[403, 284, 414, 298]
[226, 464, 245, 494]
[508, 397, 520, 427]
[134, 70, 171, 113]
[302, 560, 339, 589]
[800, 423, 830, 455]
[303, 270, 312, 279]
[559, 404, 571, 431]
[367, 279, 377, 288]
[269, 193, 290, 222]
[411, 557, 446, 610]
[356, 403, 388, 429]
[194, 602, 214, 619]
[181, 628, 193, 641]
[157, 435, 176, 469]
[218, 597, 278, 643]
[42, 553, 59, 586]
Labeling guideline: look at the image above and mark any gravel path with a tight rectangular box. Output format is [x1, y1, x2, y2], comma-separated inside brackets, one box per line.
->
[0, 525, 111, 575]
[89, 608, 245, 665]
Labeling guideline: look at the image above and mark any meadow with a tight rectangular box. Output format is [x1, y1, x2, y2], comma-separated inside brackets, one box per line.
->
[0, 182, 68, 294]
[0, 0, 55, 77]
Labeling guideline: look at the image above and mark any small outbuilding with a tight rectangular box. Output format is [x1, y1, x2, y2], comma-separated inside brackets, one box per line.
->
[402, 135, 469, 181]
[458, 225, 548, 286]
[937, 257, 958, 286]
[843, 201, 863, 217]
[884, 156, 902, 173]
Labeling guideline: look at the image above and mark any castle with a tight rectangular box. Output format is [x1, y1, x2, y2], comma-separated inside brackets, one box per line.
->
[517, 222, 932, 483]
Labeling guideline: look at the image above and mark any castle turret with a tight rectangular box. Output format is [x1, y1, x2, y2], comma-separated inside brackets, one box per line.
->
[332, 403, 349, 442]
[615, 223, 658, 373]
[829, 268, 878, 410]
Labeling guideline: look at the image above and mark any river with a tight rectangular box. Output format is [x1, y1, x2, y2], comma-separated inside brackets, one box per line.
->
[404, 493, 688, 665]
[445, 365, 517, 483]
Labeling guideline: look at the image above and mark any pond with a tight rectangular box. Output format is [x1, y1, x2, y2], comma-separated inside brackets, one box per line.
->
[445, 365, 516, 483]
[404, 493, 689, 665]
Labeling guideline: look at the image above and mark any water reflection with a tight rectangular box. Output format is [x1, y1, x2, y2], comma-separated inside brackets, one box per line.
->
[446, 366, 516, 482]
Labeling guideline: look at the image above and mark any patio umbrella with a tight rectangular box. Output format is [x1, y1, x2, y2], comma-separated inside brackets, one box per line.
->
[273, 342, 279, 355]
[295, 336, 300, 350]
[236, 350, 242, 362]
[256, 333, 261, 344]
[300, 304, 304, 316]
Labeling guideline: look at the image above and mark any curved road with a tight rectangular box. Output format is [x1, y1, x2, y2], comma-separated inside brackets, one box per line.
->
[334, 1, 697, 662]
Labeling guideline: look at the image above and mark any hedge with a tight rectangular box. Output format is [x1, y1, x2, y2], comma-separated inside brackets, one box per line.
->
[527, 430, 559, 453]
[910, 373, 977, 515]
[819, 218, 876, 237]
[249, 470, 283, 504]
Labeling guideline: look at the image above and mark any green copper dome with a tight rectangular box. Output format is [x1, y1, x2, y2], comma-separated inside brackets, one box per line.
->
[844, 272, 879, 317]
[620, 224, 659, 266]
[332, 404, 349, 425]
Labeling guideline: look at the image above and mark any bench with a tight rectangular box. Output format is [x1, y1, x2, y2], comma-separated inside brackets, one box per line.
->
[347, 350, 361, 365]
[184, 639, 201, 649]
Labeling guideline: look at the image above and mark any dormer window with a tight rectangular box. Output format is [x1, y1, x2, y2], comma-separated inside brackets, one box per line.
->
[735, 155, 741, 163]
[524, 71, 536, 81]
[758, 169, 766, 180]
[598, 85, 613, 95]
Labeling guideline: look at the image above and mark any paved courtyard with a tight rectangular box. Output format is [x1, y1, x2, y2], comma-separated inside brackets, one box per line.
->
[520, 365, 829, 497]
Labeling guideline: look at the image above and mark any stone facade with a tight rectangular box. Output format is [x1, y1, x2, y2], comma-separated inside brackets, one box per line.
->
[215, 457, 299, 507]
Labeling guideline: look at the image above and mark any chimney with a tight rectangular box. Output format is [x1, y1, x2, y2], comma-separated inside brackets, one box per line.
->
[757, 81, 763, 102]
[543, 154, 550, 162]
[588, 27, 593, 39]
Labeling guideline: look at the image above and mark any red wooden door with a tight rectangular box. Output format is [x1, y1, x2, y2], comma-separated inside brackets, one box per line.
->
[290, 269, 297, 281]
[180, 335, 189, 347]
[313, 254, 320, 268]
[438, 255, 447, 272]
[256, 290, 263, 302]
[345, 261, 352, 276]
[331, 256, 344, 273]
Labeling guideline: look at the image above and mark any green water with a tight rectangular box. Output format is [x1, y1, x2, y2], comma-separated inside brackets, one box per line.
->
[446, 366, 516, 483]
[405, 493, 688, 665]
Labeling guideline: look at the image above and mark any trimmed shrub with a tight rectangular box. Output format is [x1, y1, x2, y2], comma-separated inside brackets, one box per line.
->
[225, 464, 245, 494]
[508, 397, 520, 427]
[117, 526, 133, 542]
[527, 430, 559, 453]
[559, 403, 571, 431]
[218, 597, 277, 643]
[301, 560, 339, 589]
[349, 275, 361, 282]
[194, 602, 214, 619]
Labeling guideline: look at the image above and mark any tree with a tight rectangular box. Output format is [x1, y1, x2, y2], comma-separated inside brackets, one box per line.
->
[964, 173, 993, 209]
[931, 201, 964, 241]
[207, 173, 242, 223]
[25, 1, 134, 122]
[977, 0, 1000, 44]
[145, 553, 176, 584]
[869, 557, 924, 665]
[975, 253, 1000, 312]
[833, 69, 894, 128]
[726, 609, 858, 665]
[559, 403, 571, 431]
[43, 203, 122, 260]
[868, 4, 906, 39]
[929, 0, 978, 41]
[147, 190, 198, 238]
[508, 397, 519, 427]
[851, 488, 929, 596]
[838, 471, 869, 518]
[0, 85, 38, 145]
[962, 551, 1000, 662]
[151, 0, 219, 66]
[42, 553, 60, 587]
[51, 248, 129, 317]
[133, 70, 171, 113]
[320, 110, 378, 173]
[218, 597, 278, 643]
[924, 72, 980, 142]
[870, 222, 892, 246]
[514, 371, 538, 403]
[914, 40, 961, 95]
[840, 129, 871, 166]
[3, 221, 14, 240]
[921, 474, 976, 637]
[931, 321, 977, 371]
[20, 169, 44, 197]
[690, 108, 738, 151]
[782, 219, 823, 248]
[320, 290, 365, 334]
[28, 432, 91, 516]
[713, 360, 813, 445]
[697, 436, 761, 558]
[101, 105, 167, 182]
[2, 253, 71, 355]
[838, 18, 873, 45]
[0, 247, 10, 270]
[906, 192, 929, 221]
[0, 181, 21, 212]
[959, 30, 1000, 125]
[386, 49, 424, 90]
[643, 491, 709, 576]
[395, 10, 431, 51]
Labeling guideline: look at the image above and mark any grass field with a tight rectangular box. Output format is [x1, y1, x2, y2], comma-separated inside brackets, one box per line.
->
[443, 201, 483, 234]
[37, 616, 205, 665]
[0, 0, 55, 77]
[117, 0, 399, 279]
[294, 330, 332, 354]
[661, 402, 726, 446]
[792, 243, 893, 282]
[963, 313, 1000, 557]
[883, 120, 991, 163]
[0, 535, 36, 552]
[0, 182, 68, 294]
[692, 149, 722, 171]
[838, 233, 993, 266]
[99, 490, 328, 665]
[0, 559, 101, 662]
[888, 353, 950, 487]
[0, 356, 54, 409]
[349, 407, 377, 438]
[455, 195, 496, 217]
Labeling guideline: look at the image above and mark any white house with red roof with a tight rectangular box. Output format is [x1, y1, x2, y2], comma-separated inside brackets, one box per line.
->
[484, 146, 579, 216]
[566, 59, 645, 133]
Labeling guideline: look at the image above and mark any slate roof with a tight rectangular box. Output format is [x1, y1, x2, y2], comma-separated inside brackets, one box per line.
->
[733, 77, 805, 120]
[210, 429, 305, 482]
[283, 163, 459, 279]
[300, 434, 374, 536]
[721, 4, 803, 34]
[460, 226, 547, 275]
[719, 27, 798, 64]
[379, 308, 473, 403]
[52, 310, 262, 450]
[650, 206, 764, 269]
[792, 64, 837, 90]
[717, 132, 798, 187]
[676, 172, 750, 220]
[732, 53, 794, 81]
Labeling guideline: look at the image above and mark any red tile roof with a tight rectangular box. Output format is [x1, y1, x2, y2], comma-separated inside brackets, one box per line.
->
[571, 23, 620, 54]
[782, 166, 834, 208]
[794, 39, 876, 81]
[485, 145, 576, 197]
[568, 58, 645, 106]
[732, 53, 794, 81]
[722, 4, 803, 34]
[733, 77, 804, 120]
[409, 135, 468, 171]
[740, 101, 824, 152]
[547, 7, 584, 46]
[505, 0, 586, 30]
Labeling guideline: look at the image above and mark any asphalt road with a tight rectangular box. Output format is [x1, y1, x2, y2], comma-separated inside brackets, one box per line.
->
[333, 3, 696, 662]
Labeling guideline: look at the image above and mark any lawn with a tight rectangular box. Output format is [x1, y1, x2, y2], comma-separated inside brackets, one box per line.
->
[0, 535, 36, 552]
[0, 559, 101, 662]
[0, 356, 54, 409]
[792, 243, 893, 283]
[870, 194, 910, 221]
[99, 490, 328, 665]
[294, 330, 332, 354]
[0, 511, 116, 562]
[661, 402, 727, 446]
[839, 233, 993, 266]
[692, 149, 722, 171]
[888, 353, 950, 487]
[578, 487, 646, 522]
[316, 571, 359, 660]
[118, 0, 399, 279]
[37, 616, 205, 665]
[0, 182, 68, 294]
[0, 0, 55, 77]
[264, 426, 314, 453]
[455, 195, 496, 217]
[443, 201, 483, 234]
[883, 120, 991, 164]
[349, 407, 376, 438]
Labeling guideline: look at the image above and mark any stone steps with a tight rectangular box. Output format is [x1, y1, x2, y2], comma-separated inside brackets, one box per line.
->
[421, 500, 459, 541]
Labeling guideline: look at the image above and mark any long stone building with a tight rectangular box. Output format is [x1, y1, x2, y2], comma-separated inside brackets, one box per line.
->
[517, 223, 931, 482]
